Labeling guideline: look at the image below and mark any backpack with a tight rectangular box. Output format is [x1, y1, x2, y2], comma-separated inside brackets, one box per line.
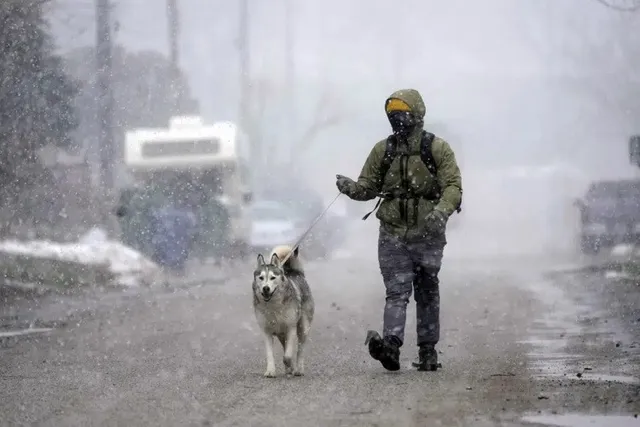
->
[361, 130, 462, 221]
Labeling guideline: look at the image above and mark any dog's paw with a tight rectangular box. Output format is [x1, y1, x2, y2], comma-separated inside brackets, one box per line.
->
[283, 356, 294, 376]
[263, 369, 277, 378]
[293, 360, 304, 376]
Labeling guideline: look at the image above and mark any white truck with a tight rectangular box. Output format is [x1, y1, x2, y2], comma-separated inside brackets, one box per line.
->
[121, 115, 253, 259]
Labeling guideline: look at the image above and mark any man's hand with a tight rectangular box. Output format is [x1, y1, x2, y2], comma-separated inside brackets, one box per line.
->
[336, 174, 355, 195]
[424, 208, 448, 235]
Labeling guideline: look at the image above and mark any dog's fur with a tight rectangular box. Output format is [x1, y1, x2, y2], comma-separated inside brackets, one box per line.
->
[252, 245, 315, 377]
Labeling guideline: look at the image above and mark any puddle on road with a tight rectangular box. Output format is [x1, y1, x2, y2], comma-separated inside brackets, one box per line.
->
[520, 278, 639, 384]
[532, 372, 640, 385]
[0, 327, 53, 338]
[522, 413, 640, 427]
[527, 352, 584, 360]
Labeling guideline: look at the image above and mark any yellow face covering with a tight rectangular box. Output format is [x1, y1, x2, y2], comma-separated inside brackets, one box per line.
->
[385, 98, 411, 114]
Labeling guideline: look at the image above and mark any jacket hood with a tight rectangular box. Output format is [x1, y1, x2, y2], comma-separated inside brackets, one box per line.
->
[385, 88, 426, 121]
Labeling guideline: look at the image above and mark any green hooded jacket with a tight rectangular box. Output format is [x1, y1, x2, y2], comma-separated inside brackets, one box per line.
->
[343, 88, 463, 241]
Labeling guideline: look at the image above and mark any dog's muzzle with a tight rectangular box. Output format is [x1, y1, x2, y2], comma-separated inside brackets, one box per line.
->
[261, 286, 273, 301]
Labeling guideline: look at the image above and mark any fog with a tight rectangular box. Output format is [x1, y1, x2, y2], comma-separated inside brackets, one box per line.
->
[3, 4, 638, 423]
[49, 0, 640, 258]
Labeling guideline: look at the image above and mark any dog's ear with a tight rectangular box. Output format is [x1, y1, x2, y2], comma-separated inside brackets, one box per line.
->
[256, 253, 266, 268]
[270, 253, 281, 268]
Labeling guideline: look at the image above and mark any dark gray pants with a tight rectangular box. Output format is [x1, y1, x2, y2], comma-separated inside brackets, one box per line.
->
[378, 226, 445, 348]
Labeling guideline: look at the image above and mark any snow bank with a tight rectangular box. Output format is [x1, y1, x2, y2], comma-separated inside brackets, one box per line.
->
[0, 228, 164, 288]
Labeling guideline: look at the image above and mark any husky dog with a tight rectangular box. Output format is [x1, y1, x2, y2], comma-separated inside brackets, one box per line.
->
[252, 245, 315, 377]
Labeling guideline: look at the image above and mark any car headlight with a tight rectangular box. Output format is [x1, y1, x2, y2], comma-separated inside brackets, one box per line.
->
[584, 223, 606, 234]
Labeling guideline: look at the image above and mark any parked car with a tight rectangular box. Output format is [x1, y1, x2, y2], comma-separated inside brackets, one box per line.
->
[249, 200, 306, 255]
[249, 199, 343, 260]
[575, 179, 640, 254]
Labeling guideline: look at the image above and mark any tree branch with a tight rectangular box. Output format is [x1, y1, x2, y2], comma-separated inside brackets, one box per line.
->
[593, 0, 640, 11]
[295, 90, 344, 153]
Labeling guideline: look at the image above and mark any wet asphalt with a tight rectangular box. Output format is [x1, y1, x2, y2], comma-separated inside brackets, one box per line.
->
[0, 235, 639, 427]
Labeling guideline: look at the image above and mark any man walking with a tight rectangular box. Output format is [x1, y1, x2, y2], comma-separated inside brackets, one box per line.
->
[335, 88, 462, 371]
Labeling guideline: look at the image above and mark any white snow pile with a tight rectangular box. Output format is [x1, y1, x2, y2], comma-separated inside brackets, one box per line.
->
[0, 228, 164, 288]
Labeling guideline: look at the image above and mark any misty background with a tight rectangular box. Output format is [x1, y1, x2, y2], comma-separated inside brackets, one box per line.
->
[41, 0, 640, 256]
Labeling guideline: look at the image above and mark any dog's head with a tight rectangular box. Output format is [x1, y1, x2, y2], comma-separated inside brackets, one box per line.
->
[253, 253, 286, 302]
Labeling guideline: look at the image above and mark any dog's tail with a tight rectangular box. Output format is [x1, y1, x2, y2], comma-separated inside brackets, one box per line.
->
[270, 245, 304, 274]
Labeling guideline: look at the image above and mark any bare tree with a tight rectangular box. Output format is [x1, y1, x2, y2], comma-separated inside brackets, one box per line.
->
[294, 91, 343, 157]
[593, 0, 640, 11]
[533, 1, 640, 125]
[243, 77, 347, 171]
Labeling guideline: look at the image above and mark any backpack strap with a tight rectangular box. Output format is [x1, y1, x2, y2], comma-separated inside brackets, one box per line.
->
[361, 136, 398, 221]
[379, 135, 398, 179]
[419, 131, 437, 176]
[421, 131, 462, 214]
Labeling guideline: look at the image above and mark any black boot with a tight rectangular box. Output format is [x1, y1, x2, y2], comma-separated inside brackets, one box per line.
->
[414, 344, 439, 371]
[365, 330, 401, 371]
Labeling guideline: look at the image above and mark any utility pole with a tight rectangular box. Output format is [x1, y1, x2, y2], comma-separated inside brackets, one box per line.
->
[96, 0, 114, 190]
[238, 0, 252, 164]
[166, 0, 180, 113]
[284, 0, 295, 165]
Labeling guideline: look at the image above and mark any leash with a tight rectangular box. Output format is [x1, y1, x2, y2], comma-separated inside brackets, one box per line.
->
[280, 192, 342, 265]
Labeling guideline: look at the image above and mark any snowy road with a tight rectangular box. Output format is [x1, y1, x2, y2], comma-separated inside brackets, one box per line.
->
[1, 247, 639, 426]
